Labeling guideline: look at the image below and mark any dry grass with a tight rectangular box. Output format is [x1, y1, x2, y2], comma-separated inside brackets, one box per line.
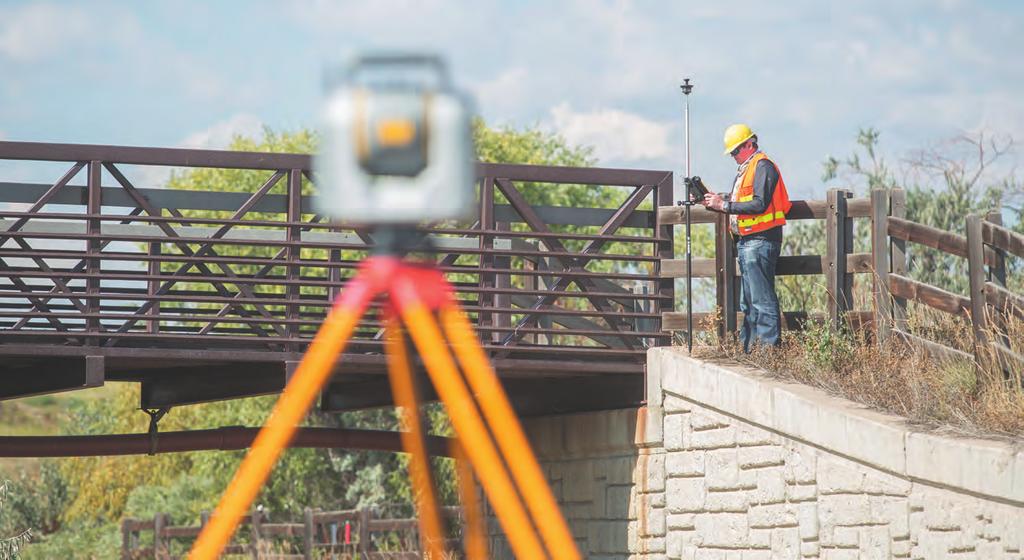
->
[692, 307, 1024, 439]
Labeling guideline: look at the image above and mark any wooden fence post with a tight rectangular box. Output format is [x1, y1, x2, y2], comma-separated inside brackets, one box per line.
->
[358, 508, 371, 555]
[870, 189, 891, 342]
[303, 507, 314, 560]
[966, 214, 989, 372]
[250, 508, 262, 559]
[715, 213, 737, 339]
[121, 519, 131, 560]
[153, 513, 165, 560]
[826, 189, 853, 330]
[985, 211, 1012, 376]
[890, 189, 908, 331]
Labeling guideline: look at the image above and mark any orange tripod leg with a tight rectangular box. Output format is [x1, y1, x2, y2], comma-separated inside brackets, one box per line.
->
[451, 441, 489, 560]
[384, 318, 447, 560]
[189, 280, 377, 560]
[441, 304, 582, 560]
[392, 275, 548, 560]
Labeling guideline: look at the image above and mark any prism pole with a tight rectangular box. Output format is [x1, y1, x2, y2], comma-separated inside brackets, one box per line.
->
[681, 77, 694, 353]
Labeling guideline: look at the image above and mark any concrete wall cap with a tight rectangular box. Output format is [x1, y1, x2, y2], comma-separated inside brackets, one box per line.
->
[649, 347, 1024, 505]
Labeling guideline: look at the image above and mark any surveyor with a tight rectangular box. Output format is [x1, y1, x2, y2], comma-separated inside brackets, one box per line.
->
[701, 124, 792, 352]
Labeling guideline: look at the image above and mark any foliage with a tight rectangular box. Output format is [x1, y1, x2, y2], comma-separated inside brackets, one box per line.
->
[0, 481, 32, 560]
[821, 128, 1021, 295]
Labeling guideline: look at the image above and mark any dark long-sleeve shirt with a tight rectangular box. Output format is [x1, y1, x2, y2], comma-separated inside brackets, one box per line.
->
[724, 158, 783, 242]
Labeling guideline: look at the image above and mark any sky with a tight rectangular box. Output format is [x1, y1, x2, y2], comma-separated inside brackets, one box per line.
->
[0, 0, 1020, 199]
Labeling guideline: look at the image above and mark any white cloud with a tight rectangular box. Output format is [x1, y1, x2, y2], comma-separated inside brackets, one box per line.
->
[136, 115, 266, 188]
[548, 103, 673, 163]
[180, 114, 265, 150]
[0, 3, 91, 62]
[473, 67, 529, 120]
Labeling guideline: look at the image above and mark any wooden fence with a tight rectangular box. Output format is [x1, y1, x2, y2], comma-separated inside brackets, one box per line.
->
[659, 188, 877, 334]
[659, 188, 1024, 374]
[121, 506, 463, 559]
[872, 189, 1024, 372]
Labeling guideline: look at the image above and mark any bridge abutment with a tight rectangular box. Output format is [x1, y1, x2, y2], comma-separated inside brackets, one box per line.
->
[493, 349, 1024, 559]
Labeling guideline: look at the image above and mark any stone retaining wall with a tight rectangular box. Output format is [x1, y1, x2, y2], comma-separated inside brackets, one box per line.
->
[489, 408, 640, 559]
[635, 348, 1024, 559]
[489, 349, 1023, 559]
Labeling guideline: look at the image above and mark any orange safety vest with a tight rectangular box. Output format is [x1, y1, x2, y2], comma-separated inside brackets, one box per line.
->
[730, 152, 792, 236]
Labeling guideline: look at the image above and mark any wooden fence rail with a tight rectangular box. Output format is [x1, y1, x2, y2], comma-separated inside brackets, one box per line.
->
[660, 187, 1022, 379]
[121, 506, 464, 559]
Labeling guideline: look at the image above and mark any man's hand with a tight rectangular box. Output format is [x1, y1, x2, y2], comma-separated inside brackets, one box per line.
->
[702, 193, 727, 212]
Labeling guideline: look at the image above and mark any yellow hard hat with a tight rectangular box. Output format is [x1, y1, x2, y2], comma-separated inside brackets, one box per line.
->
[723, 123, 755, 155]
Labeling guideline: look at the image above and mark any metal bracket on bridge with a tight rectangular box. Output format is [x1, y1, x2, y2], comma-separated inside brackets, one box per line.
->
[142, 407, 171, 456]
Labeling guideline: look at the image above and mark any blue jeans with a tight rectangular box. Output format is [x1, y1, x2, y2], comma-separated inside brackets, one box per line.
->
[737, 236, 782, 352]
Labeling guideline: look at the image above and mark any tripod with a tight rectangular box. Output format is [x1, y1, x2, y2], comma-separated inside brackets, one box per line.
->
[189, 236, 580, 559]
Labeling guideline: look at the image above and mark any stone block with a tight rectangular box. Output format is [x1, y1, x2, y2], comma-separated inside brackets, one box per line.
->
[705, 448, 741, 490]
[705, 489, 749, 513]
[800, 540, 819, 557]
[667, 450, 706, 477]
[748, 503, 797, 528]
[747, 528, 771, 548]
[524, 414, 564, 458]
[691, 426, 736, 450]
[797, 501, 819, 540]
[786, 482, 817, 503]
[741, 550, 771, 560]
[694, 513, 750, 548]
[644, 452, 666, 492]
[665, 413, 687, 451]
[693, 549, 728, 560]
[645, 536, 665, 553]
[738, 445, 785, 470]
[861, 526, 890, 559]
[862, 470, 912, 497]
[645, 506, 666, 537]
[691, 410, 729, 431]
[770, 527, 801, 558]
[589, 519, 629, 553]
[784, 447, 817, 484]
[667, 513, 695, 530]
[664, 393, 691, 413]
[736, 423, 777, 447]
[752, 468, 786, 504]
[820, 548, 858, 559]
[831, 526, 859, 547]
[607, 485, 632, 518]
[818, 494, 871, 528]
[869, 496, 908, 537]
[667, 477, 706, 513]
[817, 457, 865, 495]
[563, 460, 595, 501]
[607, 456, 636, 484]
[637, 405, 663, 448]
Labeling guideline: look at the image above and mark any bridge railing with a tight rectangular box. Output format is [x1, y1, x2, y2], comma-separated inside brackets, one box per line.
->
[0, 141, 673, 375]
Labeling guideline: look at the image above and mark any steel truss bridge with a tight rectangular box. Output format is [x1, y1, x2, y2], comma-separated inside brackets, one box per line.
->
[0, 141, 673, 416]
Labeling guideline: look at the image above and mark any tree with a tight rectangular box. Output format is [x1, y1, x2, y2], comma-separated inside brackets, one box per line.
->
[822, 128, 1020, 295]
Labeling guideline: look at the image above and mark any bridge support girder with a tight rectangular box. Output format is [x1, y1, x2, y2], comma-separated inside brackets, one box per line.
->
[0, 355, 104, 400]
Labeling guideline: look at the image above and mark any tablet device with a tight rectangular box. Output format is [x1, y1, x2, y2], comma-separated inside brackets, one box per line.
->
[687, 176, 709, 200]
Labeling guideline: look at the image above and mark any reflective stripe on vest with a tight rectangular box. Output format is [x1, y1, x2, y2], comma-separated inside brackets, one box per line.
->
[731, 152, 791, 236]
